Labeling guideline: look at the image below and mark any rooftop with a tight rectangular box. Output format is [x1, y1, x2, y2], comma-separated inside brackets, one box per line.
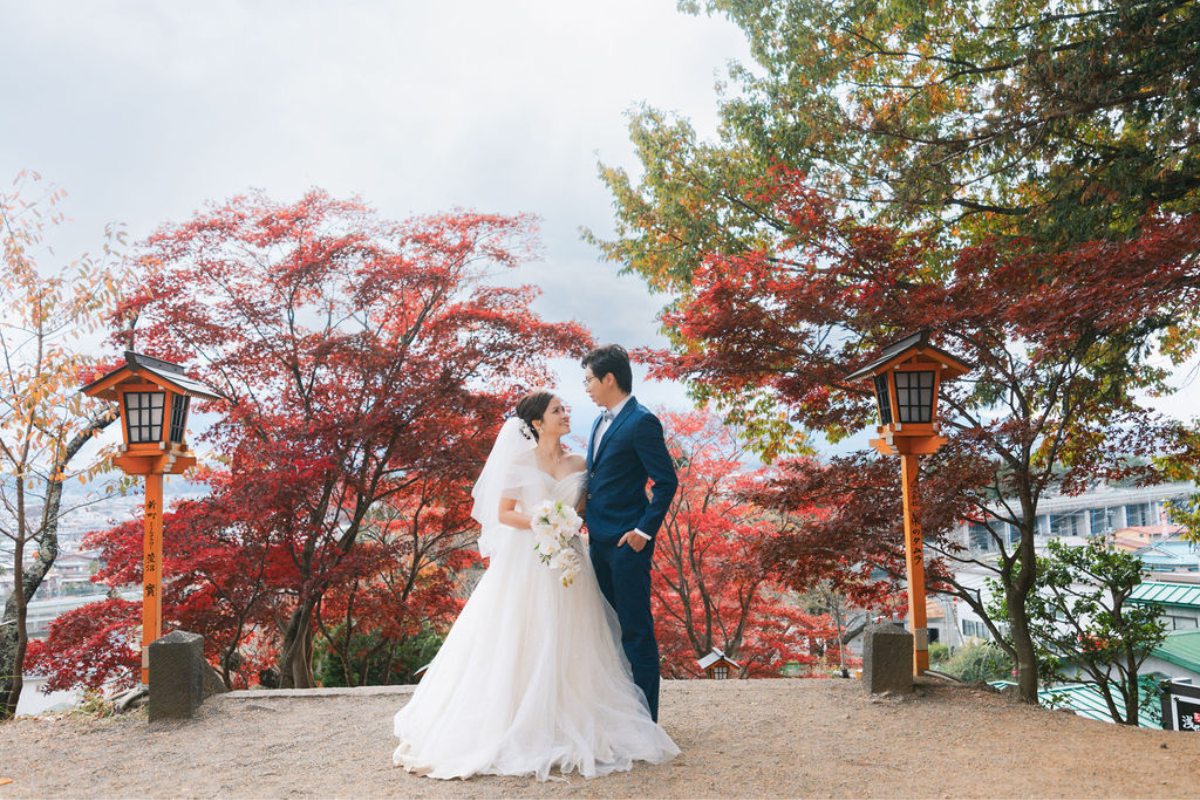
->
[989, 680, 1159, 727]
[1130, 581, 1200, 610]
[1151, 629, 1200, 674]
[1135, 541, 1199, 571]
[698, 648, 739, 670]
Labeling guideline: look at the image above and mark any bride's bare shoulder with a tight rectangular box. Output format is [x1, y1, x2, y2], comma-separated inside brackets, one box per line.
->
[565, 453, 586, 471]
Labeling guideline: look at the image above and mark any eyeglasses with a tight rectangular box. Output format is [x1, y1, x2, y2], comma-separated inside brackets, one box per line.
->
[582, 375, 599, 388]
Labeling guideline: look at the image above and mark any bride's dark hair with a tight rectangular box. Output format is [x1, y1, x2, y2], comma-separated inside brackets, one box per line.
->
[515, 391, 556, 442]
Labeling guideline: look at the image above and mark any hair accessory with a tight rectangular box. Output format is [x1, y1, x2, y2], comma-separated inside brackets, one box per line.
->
[517, 418, 537, 441]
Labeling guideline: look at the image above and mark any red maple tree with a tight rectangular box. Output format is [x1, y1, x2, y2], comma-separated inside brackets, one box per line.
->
[639, 168, 1200, 700]
[652, 411, 869, 678]
[31, 468, 482, 691]
[311, 473, 479, 686]
[25, 598, 141, 693]
[30, 474, 282, 691]
[97, 190, 591, 688]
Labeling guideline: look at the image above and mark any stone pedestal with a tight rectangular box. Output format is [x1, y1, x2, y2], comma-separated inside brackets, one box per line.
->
[148, 630, 206, 721]
[862, 623, 913, 694]
[203, 659, 229, 699]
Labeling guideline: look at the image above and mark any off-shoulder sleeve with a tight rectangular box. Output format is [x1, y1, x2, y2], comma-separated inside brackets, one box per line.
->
[500, 449, 543, 501]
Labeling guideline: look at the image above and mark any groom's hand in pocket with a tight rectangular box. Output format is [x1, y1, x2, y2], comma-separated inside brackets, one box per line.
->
[617, 530, 647, 552]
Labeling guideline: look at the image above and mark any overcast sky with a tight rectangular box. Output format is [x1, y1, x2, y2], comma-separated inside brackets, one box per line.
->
[1, 0, 755, 436]
[3, 1, 1196, 456]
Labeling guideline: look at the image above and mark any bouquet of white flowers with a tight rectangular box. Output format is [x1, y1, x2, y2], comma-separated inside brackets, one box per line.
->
[529, 499, 584, 587]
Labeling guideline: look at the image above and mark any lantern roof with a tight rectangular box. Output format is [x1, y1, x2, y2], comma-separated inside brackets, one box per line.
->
[845, 330, 972, 383]
[80, 351, 223, 402]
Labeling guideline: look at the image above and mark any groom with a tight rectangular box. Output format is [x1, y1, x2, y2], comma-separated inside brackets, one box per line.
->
[582, 344, 678, 722]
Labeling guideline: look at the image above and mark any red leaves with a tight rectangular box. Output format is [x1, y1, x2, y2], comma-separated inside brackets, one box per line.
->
[651, 411, 854, 678]
[654, 165, 1200, 521]
[26, 599, 141, 693]
[750, 453, 983, 613]
[990, 214, 1200, 358]
[91, 191, 593, 686]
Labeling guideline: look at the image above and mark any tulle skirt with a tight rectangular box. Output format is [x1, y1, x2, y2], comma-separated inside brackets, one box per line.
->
[392, 529, 679, 781]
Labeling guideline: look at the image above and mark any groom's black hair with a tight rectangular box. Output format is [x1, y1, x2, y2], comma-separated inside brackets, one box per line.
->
[581, 344, 632, 394]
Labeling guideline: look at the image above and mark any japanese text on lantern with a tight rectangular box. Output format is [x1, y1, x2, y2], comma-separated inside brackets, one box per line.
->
[145, 498, 158, 549]
[909, 480, 923, 561]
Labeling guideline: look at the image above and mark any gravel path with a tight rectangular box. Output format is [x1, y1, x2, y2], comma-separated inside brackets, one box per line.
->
[2, 679, 1197, 798]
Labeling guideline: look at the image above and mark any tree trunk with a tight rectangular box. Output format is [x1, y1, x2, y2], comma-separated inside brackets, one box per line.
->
[2, 493, 60, 719]
[1008, 527, 1040, 704]
[278, 599, 318, 689]
[0, 563, 29, 720]
[1, 413, 112, 721]
[303, 622, 315, 687]
[1007, 598, 1039, 703]
[1122, 655, 1140, 726]
[831, 594, 846, 671]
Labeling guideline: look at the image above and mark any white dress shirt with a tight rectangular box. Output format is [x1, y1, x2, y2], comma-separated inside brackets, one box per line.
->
[592, 395, 631, 458]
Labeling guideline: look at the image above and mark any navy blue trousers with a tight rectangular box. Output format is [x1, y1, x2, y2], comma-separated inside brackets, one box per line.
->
[589, 537, 660, 721]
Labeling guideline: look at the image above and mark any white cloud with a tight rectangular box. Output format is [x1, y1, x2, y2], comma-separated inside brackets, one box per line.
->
[3, 0, 1195, 436]
[1, 0, 747, 412]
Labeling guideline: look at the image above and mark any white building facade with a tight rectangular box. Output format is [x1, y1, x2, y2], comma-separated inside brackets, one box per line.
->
[957, 481, 1195, 555]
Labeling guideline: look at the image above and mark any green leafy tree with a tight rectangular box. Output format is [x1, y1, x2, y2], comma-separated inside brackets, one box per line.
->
[591, 0, 1200, 705]
[601, 0, 1200, 256]
[990, 538, 1167, 725]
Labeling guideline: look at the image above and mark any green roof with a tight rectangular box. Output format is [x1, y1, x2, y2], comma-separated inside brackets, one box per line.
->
[1151, 629, 1200, 674]
[988, 681, 1159, 728]
[1129, 582, 1200, 610]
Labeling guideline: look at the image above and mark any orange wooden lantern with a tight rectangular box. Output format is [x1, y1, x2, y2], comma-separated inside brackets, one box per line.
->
[81, 351, 221, 684]
[846, 331, 971, 675]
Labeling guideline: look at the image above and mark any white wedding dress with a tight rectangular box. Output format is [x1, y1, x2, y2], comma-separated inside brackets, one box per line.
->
[392, 421, 679, 781]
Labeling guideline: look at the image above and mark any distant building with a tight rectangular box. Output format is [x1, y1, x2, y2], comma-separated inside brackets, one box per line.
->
[922, 595, 966, 649]
[941, 481, 1196, 646]
[1130, 581, 1200, 631]
[51, 552, 100, 594]
[939, 563, 998, 645]
[942, 548, 1200, 649]
[0, 549, 101, 603]
[990, 680, 1161, 728]
[1144, 630, 1200, 685]
[1111, 525, 1186, 550]
[958, 482, 1194, 555]
[1133, 541, 1200, 573]
[23, 589, 139, 640]
[698, 648, 740, 679]
[987, 629, 1200, 729]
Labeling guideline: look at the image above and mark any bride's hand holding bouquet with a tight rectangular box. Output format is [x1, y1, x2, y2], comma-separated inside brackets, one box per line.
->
[530, 499, 583, 587]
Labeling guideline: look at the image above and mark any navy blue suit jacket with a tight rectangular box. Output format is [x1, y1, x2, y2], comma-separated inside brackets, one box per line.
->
[585, 397, 678, 544]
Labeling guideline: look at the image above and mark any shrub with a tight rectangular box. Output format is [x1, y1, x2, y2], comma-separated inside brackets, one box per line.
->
[941, 642, 1013, 684]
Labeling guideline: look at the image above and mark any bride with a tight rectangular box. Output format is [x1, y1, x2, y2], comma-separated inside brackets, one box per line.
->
[392, 391, 679, 781]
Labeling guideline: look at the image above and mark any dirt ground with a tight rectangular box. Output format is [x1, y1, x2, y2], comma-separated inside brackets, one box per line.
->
[2, 678, 1197, 799]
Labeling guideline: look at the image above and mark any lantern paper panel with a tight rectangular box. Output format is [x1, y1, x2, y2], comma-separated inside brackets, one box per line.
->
[168, 393, 190, 444]
[895, 370, 936, 424]
[874, 374, 893, 425]
[123, 391, 166, 443]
